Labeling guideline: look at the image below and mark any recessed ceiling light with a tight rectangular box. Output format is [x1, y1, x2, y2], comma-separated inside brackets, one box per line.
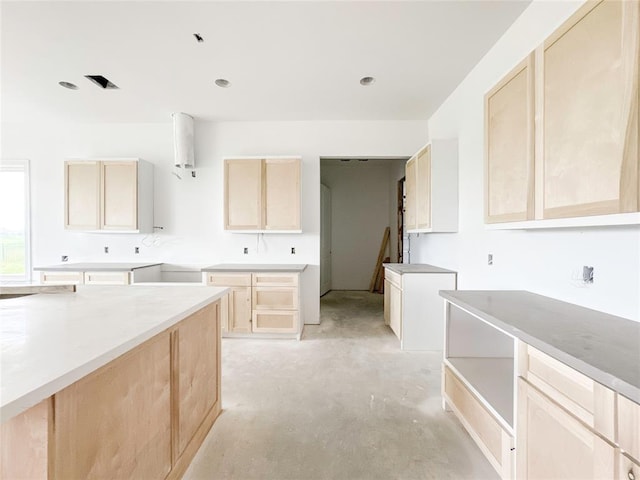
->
[215, 78, 231, 88]
[59, 81, 78, 90]
[193, 33, 204, 43]
[360, 76, 376, 86]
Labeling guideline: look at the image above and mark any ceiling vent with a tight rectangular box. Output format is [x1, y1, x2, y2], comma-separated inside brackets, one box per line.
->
[172, 112, 195, 170]
[85, 75, 119, 89]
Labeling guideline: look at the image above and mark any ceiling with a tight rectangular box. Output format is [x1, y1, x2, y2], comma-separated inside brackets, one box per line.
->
[1, 1, 531, 123]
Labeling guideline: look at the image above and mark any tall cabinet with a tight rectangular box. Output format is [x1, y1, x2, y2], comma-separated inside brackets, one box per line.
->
[64, 158, 153, 233]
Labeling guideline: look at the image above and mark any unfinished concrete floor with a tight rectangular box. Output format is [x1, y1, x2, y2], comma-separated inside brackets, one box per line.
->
[184, 290, 498, 480]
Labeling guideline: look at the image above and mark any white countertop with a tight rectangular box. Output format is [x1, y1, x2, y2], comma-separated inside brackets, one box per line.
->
[0, 285, 228, 422]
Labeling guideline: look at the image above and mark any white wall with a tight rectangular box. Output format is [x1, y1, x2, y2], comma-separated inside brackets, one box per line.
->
[411, 0, 640, 321]
[321, 161, 397, 290]
[2, 120, 428, 324]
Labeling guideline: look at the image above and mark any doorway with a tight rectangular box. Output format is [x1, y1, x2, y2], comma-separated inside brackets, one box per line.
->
[319, 157, 408, 297]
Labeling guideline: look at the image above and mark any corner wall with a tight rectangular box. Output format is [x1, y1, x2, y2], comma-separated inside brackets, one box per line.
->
[410, 0, 640, 320]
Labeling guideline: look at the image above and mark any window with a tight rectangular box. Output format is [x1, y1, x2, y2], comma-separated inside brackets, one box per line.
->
[0, 160, 31, 282]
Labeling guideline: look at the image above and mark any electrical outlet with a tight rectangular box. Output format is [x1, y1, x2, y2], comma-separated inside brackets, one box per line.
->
[104, 246, 109, 254]
[488, 253, 493, 266]
[243, 247, 249, 255]
[61, 255, 68, 262]
[582, 266, 594, 284]
[134, 247, 140, 254]
[291, 247, 296, 255]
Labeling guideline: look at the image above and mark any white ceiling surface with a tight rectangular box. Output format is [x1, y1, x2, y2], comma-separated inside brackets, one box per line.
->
[1, 1, 530, 123]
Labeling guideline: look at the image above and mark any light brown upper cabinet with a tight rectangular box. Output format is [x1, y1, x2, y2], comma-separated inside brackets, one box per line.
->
[405, 139, 458, 233]
[541, 0, 639, 219]
[485, 55, 535, 223]
[224, 157, 301, 232]
[484, 0, 640, 226]
[64, 159, 153, 233]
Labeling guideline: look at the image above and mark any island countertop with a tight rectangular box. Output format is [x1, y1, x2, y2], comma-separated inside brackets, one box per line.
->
[440, 290, 640, 404]
[202, 264, 307, 272]
[33, 262, 162, 271]
[0, 285, 228, 422]
[384, 263, 457, 275]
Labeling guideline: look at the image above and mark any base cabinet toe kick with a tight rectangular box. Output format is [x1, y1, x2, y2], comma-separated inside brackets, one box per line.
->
[441, 291, 640, 480]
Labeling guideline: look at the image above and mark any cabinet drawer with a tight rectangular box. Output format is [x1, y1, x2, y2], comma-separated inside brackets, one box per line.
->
[520, 343, 615, 441]
[443, 366, 513, 479]
[39, 271, 84, 285]
[252, 287, 297, 310]
[83, 271, 130, 285]
[252, 310, 298, 333]
[384, 269, 401, 289]
[618, 394, 640, 461]
[251, 273, 298, 287]
[206, 273, 251, 287]
[619, 452, 640, 480]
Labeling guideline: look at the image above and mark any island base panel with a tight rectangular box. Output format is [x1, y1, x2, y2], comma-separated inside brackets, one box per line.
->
[0, 399, 51, 479]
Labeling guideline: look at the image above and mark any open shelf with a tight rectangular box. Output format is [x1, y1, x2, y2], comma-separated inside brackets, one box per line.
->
[446, 357, 514, 430]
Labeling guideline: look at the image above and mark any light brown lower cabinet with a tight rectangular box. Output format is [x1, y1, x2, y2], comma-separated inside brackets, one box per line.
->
[207, 271, 301, 336]
[0, 302, 221, 480]
[517, 378, 616, 479]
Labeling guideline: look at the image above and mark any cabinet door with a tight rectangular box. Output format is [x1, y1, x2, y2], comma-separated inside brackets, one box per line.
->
[517, 378, 616, 479]
[65, 160, 100, 230]
[229, 286, 252, 333]
[176, 304, 219, 456]
[54, 333, 172, 479]
[264, 158, 300, 230]
[101, 161, 138, 230]
[405, 157, 417, 231]
[485, 55, 535, 223]
[219, 292, 229, 333]
[541, 0, 640, 218]
[618, 453, 640, 480]
[383, 279, 390, 325]
[389, 283, 402, 339]
[224, 159, 262, 230]
[416, 145, 432, 229]
[618, 394, 640, 461]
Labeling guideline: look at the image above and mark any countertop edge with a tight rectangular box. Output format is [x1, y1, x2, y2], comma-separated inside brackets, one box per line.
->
[202, 264, 307, 272]
[384, 263, 457, 275]
[0, 288, 228, 422]
[33, 263, 163, 272]
[439, 290, 640, 404]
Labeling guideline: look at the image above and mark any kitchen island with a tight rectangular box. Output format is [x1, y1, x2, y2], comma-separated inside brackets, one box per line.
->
[0, 285, 227, 479]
